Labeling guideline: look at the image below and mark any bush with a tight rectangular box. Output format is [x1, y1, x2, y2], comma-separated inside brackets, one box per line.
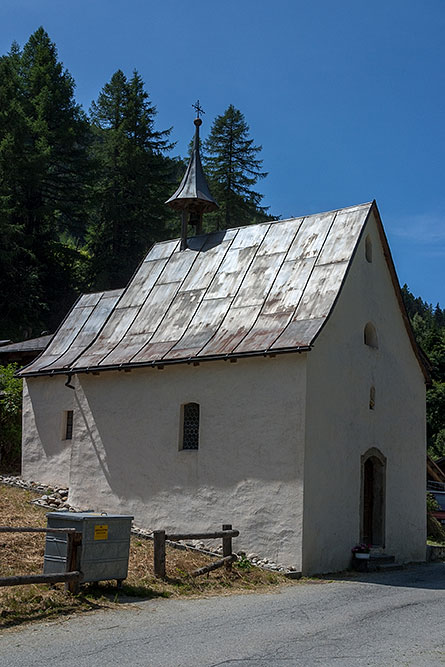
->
[0, 364, 22, 472]
[427, 492, 445, 543]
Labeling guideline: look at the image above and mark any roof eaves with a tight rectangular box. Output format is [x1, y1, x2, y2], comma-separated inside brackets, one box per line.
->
[18, 345, 312, 378]
[371, 201, 431, 385]
[308, 200, 431, 385]
[307, 201, 375, 349]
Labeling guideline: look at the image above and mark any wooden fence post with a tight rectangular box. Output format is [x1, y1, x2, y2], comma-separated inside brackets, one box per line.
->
[154, 530, 166, 579]
[222, 524, 232, 571]
[65, 532, 81, 594]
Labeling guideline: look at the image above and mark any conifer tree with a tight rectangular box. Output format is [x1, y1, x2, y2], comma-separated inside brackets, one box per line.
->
[87, 70, 174, 289]
[203, 105, 269, 230]
[20, 27, 91, 242]
[0, 28, 91, 338]
[0, 48, 41, 338]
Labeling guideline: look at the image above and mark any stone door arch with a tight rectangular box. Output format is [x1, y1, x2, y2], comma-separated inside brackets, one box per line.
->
[360, 448, 386, 547]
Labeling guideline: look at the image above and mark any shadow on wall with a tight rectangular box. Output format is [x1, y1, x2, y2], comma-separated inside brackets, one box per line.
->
[27, 381, 72, 462]
[70, 366, 302, 510]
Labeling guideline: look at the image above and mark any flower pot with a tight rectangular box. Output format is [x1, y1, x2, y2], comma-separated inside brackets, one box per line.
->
[354, 552, 370, 559]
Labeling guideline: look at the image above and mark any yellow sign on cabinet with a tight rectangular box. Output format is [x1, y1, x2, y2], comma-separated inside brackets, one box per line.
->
[94, 524, 108, 540]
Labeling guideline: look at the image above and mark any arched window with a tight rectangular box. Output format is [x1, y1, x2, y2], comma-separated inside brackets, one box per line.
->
[181, 403, 200, 450]
[365, 235, 373, 263]
[364, 322, 378, 349]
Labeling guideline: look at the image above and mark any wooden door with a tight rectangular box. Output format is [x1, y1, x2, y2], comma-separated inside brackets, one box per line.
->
[363, 458, 374, 544]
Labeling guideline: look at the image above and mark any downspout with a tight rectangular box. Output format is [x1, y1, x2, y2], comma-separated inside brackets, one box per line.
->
[64, 372, 77, 505]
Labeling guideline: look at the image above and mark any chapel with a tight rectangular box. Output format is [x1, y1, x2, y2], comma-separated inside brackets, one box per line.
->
[19, 112, 428, 574]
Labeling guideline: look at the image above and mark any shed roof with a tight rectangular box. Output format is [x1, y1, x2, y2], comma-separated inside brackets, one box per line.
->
[0, 335, 53, 355]
[19, 201, 427, 379]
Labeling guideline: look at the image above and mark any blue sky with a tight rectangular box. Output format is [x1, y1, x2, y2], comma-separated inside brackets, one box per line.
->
[2, 0, 444, 305]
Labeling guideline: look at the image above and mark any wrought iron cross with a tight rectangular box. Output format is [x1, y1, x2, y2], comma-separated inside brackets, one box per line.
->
[192, 100, 205, 118]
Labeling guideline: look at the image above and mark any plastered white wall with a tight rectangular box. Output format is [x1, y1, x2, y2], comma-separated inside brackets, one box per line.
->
[68, 355, 307, 569]
[22, 376, 74, 487]
[303, 212, 426, 574]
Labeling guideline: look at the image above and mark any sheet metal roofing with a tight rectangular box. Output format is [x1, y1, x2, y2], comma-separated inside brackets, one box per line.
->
[21, 202, 377, 376]
[0, 334, 53, 355]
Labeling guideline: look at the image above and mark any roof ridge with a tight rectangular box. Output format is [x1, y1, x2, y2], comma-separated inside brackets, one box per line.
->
[152, 201, 374, 249]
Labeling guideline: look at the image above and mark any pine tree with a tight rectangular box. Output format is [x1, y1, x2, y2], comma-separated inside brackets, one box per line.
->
[203, 105, 269, 230]
[20, 27, 91, 243]
[0, 29, 91, 338]
[0, 48, 41, 339]
[87, 69, 174, 289]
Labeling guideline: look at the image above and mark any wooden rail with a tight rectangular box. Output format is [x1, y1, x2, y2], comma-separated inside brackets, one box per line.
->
[191, 554, 236, 577]
[153, 524, 239, 579]
[167, 530, 239, 541]
[0, 527, 77, 534]
[0, 526, 82, 594]
[0, 572, 80, 587]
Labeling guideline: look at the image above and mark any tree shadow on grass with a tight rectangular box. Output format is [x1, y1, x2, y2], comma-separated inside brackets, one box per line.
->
[0, 593, 104, 630]
[83, 581, 171, 604]
[0, 582, 169, 630]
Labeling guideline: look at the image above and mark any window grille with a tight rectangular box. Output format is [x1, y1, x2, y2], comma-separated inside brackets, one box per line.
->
[369, 386, 375, 410]
[182, 403, 199, 450]
[65, 410, 73, 440]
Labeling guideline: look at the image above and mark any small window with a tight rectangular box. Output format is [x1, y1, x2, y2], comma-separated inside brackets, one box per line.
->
[364, 322, 378, 349]
[181, 403, 200, 450]
[369, 386, 375, 410]
[365, 235, 373, 263]
[64, 410, 73, 440]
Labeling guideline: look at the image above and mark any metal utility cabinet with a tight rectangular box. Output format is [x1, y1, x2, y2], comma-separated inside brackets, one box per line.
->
[44, 512, 133, 585]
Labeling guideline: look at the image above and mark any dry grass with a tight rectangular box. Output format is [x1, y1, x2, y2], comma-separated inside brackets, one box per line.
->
[0, 484, 291, 629]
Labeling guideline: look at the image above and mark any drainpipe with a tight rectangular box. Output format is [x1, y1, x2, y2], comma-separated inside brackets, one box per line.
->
[65, 373, 75, 390]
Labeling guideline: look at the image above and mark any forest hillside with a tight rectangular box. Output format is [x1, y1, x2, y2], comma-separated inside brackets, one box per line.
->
[402, 285, 445, 458]
[0, 28, 272, 342]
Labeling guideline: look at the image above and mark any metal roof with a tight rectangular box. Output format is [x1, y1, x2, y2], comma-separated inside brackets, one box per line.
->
[0, 335, 53, 355]
[20, 202, 375, 376]
[21, 289, 123, 374]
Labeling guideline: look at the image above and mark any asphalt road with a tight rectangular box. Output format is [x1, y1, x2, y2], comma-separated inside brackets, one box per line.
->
[1, 563, 445, 666]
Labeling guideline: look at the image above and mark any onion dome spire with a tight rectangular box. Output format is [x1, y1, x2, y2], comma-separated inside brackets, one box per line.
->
[166, 101, 218, 249]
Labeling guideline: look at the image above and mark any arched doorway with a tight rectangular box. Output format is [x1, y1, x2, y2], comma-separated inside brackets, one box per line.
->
[361, 448, 386, 547]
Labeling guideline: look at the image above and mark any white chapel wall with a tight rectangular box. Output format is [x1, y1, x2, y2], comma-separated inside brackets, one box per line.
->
[68, 354, 307, 569]
[303, 210, 426, 574]
[22, 376, 74, 487]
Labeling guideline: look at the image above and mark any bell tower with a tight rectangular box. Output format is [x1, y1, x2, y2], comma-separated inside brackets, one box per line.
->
[166, 101, 218, 250]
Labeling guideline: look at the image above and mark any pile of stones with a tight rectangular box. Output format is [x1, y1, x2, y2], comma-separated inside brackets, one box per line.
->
[185, 543, 297, 574]
[0, 474, 73, 511]
[31, 488, 71, 510]
[0, 474, 44, 492]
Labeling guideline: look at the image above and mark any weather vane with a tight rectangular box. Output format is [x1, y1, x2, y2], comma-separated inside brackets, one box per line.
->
[192, 100, 205, 119]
